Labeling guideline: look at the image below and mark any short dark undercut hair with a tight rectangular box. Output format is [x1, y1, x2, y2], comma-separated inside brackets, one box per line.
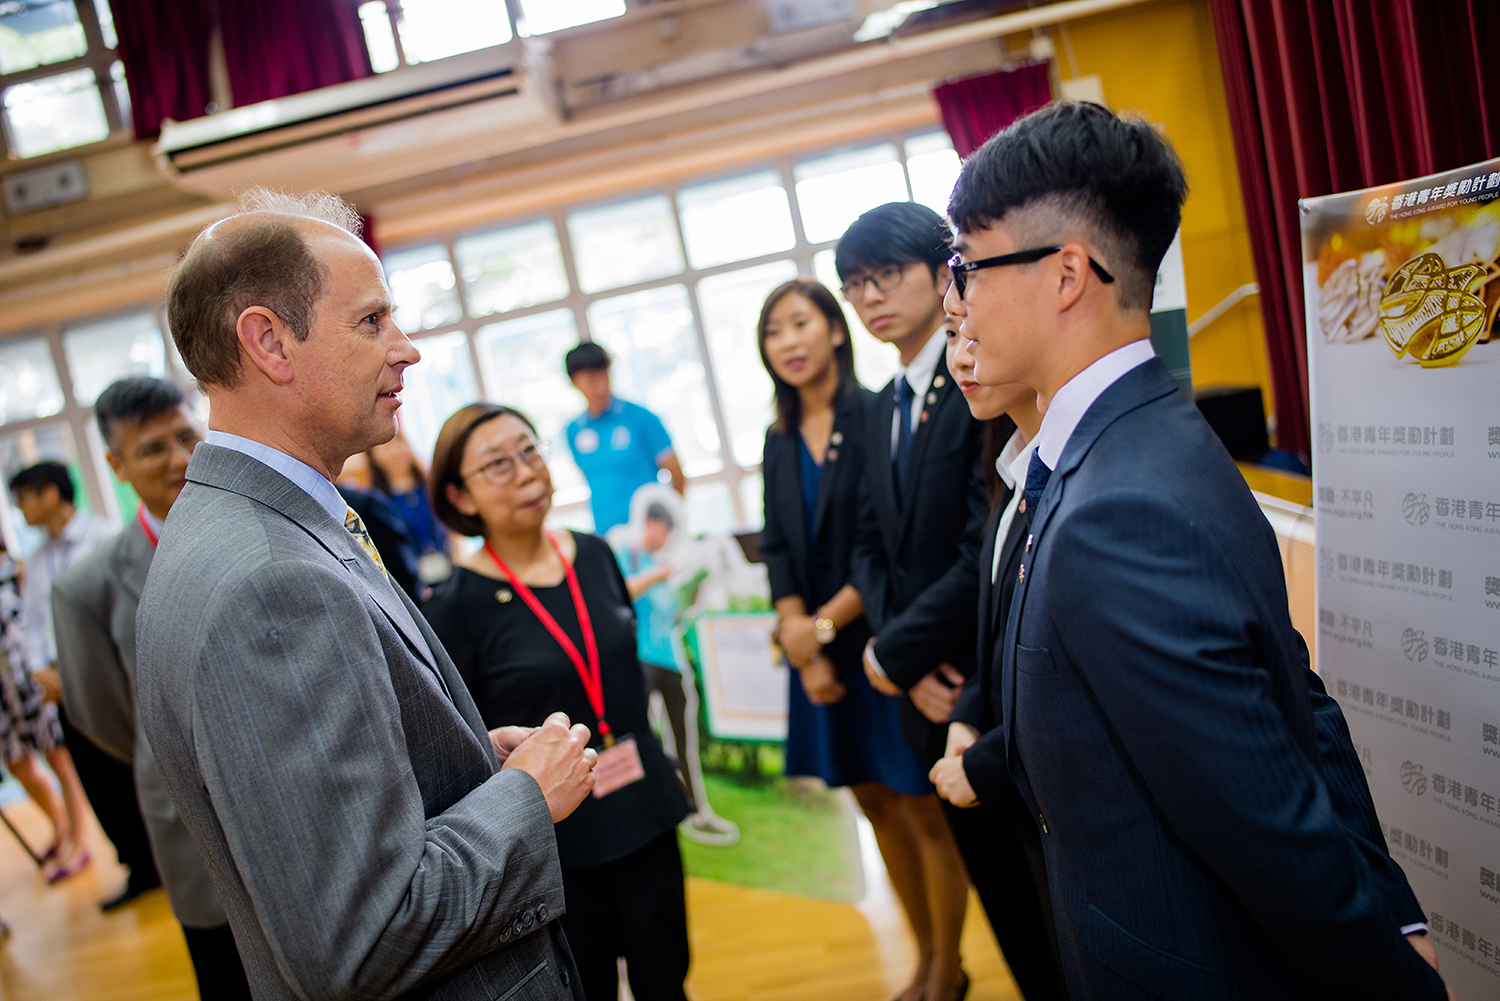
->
[947, 101, 1187, 314]
[95, 376, 187, 450]
[834, 202, 952, 281]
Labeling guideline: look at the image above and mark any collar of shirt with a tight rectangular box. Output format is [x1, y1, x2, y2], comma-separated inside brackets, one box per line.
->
[995, 428, 1030, 490]
[204, 430, 347, 524]
[1034, 338, 1156, 470]
[895, 326, 947, 399]
[60, 509, 95, 545]
[992, 433, 1037, 583]
[140, 507, 166, 539]
[580, 397, 624, 426]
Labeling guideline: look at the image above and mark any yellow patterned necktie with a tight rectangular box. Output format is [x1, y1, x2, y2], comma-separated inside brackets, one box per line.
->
[344, 506, 389, 579]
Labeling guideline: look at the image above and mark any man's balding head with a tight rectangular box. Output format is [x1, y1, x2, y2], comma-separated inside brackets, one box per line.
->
[167, 190, 365, 388]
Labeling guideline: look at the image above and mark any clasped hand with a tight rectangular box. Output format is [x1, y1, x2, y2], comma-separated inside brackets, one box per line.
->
[494, 712, 598, 822]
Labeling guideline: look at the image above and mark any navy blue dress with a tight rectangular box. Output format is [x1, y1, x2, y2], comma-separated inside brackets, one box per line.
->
[761, 383, 930, 796]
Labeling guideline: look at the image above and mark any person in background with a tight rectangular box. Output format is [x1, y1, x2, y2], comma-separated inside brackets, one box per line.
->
[944, 101, 1449, 1001]
[612, 484, 738, 846]
[927, 326, 1067, 1001]
[0, 535, 93, 884]
[757, 277, 961, 1001]
[10, 460, 156, 898]
[367, 429, 452, 586]
[53, 376, 251, 999]
[564, 342, 685, 534]
[336, 479, 424, 604]
[426, 403, 692, 1001]
[841, 204, 988, 1001]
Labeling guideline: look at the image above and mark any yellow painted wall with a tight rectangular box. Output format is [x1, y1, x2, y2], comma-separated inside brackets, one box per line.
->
[1063, 0, 1274, 423]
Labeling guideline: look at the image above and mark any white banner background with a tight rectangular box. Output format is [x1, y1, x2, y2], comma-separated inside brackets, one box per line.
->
[1304, 157, 1500, 1000]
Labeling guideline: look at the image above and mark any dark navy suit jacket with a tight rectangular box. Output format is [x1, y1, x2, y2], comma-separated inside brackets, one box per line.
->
[1002, 357, 1444, 1001]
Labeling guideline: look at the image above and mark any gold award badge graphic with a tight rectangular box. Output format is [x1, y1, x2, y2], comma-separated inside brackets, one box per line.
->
[1378, 252, 1491, 367]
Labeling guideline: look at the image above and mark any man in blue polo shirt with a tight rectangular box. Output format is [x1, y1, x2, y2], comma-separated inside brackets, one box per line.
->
[564, 342, 685, 533]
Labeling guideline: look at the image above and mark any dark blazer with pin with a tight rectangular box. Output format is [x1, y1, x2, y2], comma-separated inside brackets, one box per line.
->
[1001, 357, 1444, 1001]
[760, 379, 875, 671]
[850, 351, 988, 757]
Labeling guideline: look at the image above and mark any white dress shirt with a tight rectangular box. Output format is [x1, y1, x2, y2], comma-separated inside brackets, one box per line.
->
[205, 431, 347, 524]
[991, 430, 1037, 584]
[22, 509, 117, 671]
[889, 327, 948, 457]
[1034, 338, 1157, 470]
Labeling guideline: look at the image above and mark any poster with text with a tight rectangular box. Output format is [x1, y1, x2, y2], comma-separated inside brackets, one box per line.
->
[1304, 156, 1500, 999]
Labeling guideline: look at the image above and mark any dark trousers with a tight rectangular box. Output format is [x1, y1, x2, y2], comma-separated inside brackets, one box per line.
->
[561, 829, 689, 1001]
[58, 709, 158, 887]
[641, 662, 694, 811]
[942, 790, 1068, 1001]
[181, 922, 253, 1001]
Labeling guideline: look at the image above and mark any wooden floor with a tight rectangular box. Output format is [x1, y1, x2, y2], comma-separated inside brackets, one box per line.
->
[0, 798, 1021, 1001]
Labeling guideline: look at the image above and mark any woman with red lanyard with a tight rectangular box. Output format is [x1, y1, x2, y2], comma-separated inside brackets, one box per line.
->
[424, 403, 691, 1001]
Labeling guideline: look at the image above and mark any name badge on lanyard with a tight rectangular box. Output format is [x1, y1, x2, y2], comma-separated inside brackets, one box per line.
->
[485, 532, 645, 798]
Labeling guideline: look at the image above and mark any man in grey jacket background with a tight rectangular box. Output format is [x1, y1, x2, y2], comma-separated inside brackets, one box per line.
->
[55, 375, 251, 998]
[136, 189, 597, 1001]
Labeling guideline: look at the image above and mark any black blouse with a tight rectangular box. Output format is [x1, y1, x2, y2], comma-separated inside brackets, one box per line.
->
[424, 532, 688, 869]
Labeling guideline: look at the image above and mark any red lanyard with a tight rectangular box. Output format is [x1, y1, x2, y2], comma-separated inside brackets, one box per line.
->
[483, 532, 610, 743]
[138, 507, 159, 548]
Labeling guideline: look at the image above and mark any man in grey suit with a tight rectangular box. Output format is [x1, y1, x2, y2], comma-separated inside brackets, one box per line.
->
[136, 190, 597, 1001]
[55, 376, 251, 998]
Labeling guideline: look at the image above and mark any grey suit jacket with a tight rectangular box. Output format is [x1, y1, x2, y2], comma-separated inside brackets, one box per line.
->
[136, 443, 579, 1001]
[54, 520, 227, 928]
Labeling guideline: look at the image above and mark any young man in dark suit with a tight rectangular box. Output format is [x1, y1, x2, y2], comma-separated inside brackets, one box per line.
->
[837, 202, 988, 1001]
[943, 101, 1451, 1001]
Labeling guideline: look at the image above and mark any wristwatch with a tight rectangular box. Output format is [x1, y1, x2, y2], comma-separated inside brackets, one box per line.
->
[814, 616, 837, 645]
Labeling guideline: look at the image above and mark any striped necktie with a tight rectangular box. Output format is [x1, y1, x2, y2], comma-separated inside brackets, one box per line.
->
[344, 506, 389, 579]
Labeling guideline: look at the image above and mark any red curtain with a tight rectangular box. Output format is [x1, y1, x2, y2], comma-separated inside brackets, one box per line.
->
[1208, 0, 1500, 459]
[109, 0, 214, 140]
[218, 0, 373, 108]
[933, 61, 1053, 158]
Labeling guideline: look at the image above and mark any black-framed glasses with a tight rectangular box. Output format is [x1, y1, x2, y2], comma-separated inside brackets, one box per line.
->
[462, 440, 550, 485]
[947, 247, 1114, 299]
[840, 263, 907, 303]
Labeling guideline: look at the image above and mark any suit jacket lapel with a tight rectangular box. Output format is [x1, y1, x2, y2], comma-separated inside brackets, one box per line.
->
[895, 368, 959, 550]
[185, 444, 445, 690]
[811, 382, 859, 541]
[871, 381, 900, 557]
[775, 436, 812, 597]
[114, 519, 155, 602]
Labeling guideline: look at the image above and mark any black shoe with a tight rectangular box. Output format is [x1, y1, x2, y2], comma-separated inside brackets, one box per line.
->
[100, 872, 162, 912]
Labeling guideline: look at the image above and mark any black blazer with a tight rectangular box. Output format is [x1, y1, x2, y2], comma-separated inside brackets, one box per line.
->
[759, 380, 876, 670]
[849, 351, 988, 755]
[1002, 357, 1442, 1001]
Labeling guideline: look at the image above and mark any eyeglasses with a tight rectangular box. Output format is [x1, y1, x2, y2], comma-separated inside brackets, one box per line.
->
[462, 440, 550, 485]
[840, 263, 907, 304]
[947, 247, 1114, 299]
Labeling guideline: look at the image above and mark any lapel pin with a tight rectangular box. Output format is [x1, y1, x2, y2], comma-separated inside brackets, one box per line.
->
[926, 391, 937, 405]
[933, 375, 946, 388]
[826, 448, 839, 461]
[1018, 565, 1026, 584]
[830, 431, 843, 446]
[1025, 533, 1033, 553]
[920, 410, 930, 423]
[1018, 498, 1027, 514]
[496, 589, 513, 603]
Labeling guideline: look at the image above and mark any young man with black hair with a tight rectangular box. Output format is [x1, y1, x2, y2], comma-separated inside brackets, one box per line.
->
[53, 377, 252, 997]
[836, 201, 989, 1001]
[944, 101, 1450, 1001]
[563, 342, 685, 534]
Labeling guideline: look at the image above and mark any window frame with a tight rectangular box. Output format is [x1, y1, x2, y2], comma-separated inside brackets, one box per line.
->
[0, 0, 129, 161]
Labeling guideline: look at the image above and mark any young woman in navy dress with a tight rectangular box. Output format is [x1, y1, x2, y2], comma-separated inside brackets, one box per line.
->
[758, 281, 953, 1001]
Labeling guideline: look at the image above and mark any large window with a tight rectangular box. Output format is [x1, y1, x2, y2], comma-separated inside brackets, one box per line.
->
[0, 130, 962, 546]
[380, 130, 962, 534]
[0, 0, 127, 158]
[358, 0, 627, 72]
